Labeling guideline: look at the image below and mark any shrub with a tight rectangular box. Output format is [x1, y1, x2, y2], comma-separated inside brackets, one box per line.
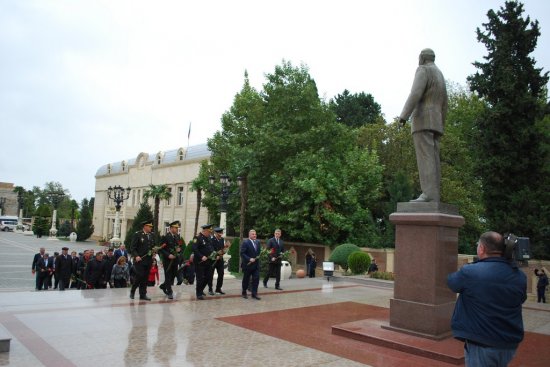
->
[370, 271, 395, 281]
[328, 243, 361, 272]
[228, 238, 241, 273]
[348, 251, 371, 275]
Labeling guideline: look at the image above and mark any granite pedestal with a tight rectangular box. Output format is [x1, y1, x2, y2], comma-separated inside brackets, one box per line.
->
[387, 202, 464, 339]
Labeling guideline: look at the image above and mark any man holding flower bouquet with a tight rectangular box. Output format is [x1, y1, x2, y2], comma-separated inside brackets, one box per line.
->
[129, 220, 156, 301]
[159, 221, 183, 300]
[208, 227, 228, 295]
[241, 229, 262, 300]
[263, 229, 285, 290]
[192, 223, 215, 300]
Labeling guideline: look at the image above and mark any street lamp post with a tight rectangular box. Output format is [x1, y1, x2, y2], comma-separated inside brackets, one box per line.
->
[208, 174, 242, 232]
[47, 191, 65, 240]
[0, 197, 5, 216]
[107, 185, 131, 247]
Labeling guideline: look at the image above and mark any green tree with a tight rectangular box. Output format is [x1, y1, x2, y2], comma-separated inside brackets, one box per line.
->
[348, 251, 371, 275]
[124, 202, 154, 248]
[228, 237, 241, 273]
[329, 89, 383, 128]
[468, 1, 550, 258]
[76, 198, 94, 241]
[143, 184, 172, 234]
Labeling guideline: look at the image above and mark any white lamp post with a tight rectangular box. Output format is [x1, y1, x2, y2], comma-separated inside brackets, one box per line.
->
[107, 185, 131, 247]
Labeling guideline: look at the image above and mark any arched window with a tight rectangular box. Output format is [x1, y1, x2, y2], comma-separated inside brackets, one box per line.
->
[121, 161, 126, 172]
[156, 152, 162, 165]
[178, 148, 185, 161]
[107, 164, 111, 174]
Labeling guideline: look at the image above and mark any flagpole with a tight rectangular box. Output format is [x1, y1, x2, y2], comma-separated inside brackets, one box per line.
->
[187, 121, 191, 149]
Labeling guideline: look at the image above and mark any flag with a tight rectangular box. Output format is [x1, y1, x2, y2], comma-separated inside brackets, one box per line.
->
[187, 122, 191, 140]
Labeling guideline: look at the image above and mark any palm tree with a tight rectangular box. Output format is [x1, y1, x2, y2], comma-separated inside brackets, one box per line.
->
[143, 184, 172, 234]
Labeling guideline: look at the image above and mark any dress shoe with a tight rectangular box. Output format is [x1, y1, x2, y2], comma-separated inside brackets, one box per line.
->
[208, 290, 215, 296]
[197, 295, 205, 300]
[129, 292, 135, 299]
[252, 295, 261, 300]
[275, 287, 283, 290]
[215, 290, 225, 295]
[167, 294, 174, 300]
[139, 296, 151, 301]
[263, 281, 268, 288]
[242, 293, 248, 299]
[159, 283, 168, 295]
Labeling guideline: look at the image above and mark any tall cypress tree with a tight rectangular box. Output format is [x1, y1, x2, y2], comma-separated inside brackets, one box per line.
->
[468, 1, 549, 258]
[76, 199, 94, 241]
[124, 202, 154, 248]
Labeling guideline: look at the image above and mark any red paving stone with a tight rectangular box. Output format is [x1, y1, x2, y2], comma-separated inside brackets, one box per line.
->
[218, 301, 550, 367]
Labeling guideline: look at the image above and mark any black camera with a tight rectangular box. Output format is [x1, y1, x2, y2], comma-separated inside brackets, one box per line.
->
[504, 233, 530, 264]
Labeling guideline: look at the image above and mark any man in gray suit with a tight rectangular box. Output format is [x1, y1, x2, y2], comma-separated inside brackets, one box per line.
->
[399, 48, 448, 202]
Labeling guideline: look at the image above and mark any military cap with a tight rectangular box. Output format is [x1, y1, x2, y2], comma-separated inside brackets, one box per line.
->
[214, 227, 224, 233]
[169, 221, 180, 228]
[61, 247, 69, 251]
[201, 223, 213, 230]
[141, 220, 153, 227]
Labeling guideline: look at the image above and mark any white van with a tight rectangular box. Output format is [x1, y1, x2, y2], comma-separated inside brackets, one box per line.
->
[0, 216, 19, 231]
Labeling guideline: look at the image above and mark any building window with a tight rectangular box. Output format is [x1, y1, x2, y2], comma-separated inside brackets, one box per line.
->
[177, 187, 184, 206]
[107, 164, 111, 174]
[165, 188, 172, 206]
[121, 161, 126, 172]
[156, 152, 162, 165]
[178, 148, 185, 161]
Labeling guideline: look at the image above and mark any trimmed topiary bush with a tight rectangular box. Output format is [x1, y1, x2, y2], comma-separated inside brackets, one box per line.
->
[348, 251, 371, 275]
[328, 243, 361, 272]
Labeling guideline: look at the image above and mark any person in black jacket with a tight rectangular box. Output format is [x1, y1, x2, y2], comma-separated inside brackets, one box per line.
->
[55, 247, 73, 291]
[31, 247, 46, 290]
[263, 229, 284, 290]
[192, 224, 214, 300]
[208, 227, 227, 295]
[70, 251, 80, 288]
[103, 248, 116, 288]
[159, 221, 182, 299]
[535, 269, 549, 303]
[129, 221, 156, 301]
[86, 252, 106, 289]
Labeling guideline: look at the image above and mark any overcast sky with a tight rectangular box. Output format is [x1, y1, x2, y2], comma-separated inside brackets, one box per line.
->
[1, 0, 549, 203]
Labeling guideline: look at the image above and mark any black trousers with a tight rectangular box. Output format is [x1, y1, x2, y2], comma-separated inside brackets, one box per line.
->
[208, 259, 224, 292]
[161, 257, 177, 294]
[58, 274, 71, 290]
[264, 261, 281, 287]
[131, 260, 152, 297]
[195, 260, 213, 296]
[243, 264, 260, 296]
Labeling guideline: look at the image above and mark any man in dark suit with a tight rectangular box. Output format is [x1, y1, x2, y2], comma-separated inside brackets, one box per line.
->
[70, 251, 80, 288]
[55, 247, 73, 291]
[192, 224, 214, 300]
[130, 221, 155, 301]
[114, 244, 130, 263]
[159, 221, 182, 299]
[36, 253, 53, 290]
[241, 229, 261, 300]
[31, 247, 46, 290]
[263, 229, 285, 290]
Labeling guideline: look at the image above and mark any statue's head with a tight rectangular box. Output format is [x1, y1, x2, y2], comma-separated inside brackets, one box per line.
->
[418, 48, 435, 65]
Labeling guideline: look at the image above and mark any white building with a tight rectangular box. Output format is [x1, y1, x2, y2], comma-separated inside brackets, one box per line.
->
[92, 144, 210, 243]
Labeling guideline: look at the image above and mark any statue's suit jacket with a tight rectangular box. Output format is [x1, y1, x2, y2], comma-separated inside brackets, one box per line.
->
[399, 62, 448, 135]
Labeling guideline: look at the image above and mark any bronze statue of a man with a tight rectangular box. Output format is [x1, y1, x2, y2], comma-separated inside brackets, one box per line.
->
[399, 48, 448, 202]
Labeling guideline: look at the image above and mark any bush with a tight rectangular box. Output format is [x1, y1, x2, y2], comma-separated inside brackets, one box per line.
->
[370, 271, 395, 281]
[348, 251, 371, 275]
[228, 238, 241, 273]
[328, 243, 361, 272]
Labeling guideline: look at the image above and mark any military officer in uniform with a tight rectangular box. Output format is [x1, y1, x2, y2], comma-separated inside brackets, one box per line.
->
[208, 227, 226, 295]
[192, 224, 214, 300]
[130, 220, 155, 301]
[159, 220, 182, 299]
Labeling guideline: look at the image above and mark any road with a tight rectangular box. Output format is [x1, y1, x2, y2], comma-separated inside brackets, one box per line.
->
[0, 231, 103, 292]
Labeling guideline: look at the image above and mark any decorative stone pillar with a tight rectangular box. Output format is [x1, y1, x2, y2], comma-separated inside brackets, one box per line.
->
[386, 202, 464, 339]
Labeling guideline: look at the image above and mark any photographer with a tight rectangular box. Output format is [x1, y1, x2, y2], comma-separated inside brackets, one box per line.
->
[535, 269, 548, 303]
[447, 231, 527, 366]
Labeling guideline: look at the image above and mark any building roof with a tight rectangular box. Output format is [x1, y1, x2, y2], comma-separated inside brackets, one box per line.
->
[95, 143, 210, 177]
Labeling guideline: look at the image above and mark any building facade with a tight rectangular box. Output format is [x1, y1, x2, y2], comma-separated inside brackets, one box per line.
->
[93, 144, 210, 243]
[0, 182, 18, 216]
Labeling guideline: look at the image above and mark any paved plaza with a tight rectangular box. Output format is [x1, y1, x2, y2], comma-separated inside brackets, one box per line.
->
[0, 231, 549, 366]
